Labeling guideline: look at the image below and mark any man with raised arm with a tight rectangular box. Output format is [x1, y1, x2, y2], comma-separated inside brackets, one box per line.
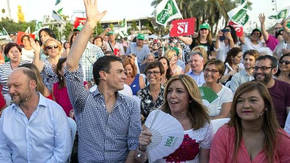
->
[64, 0, 141, 162]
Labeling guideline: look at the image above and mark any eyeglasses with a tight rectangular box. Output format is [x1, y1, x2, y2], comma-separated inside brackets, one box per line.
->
[146, 71, 160, 76]
[279, 60, 290, 65]
[204, 68, 219, 73]
[46, 45, 58, 50]
[254, 66, 273, 71]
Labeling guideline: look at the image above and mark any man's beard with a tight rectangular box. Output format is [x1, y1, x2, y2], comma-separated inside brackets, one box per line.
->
[11, 93, 31, 105]
[254, 72, 272, 84]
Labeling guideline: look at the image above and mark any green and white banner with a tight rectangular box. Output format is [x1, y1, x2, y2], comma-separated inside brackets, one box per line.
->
[155, 0, 182, 27]
[52, 0, 64, 23]
[227, 0, 249, 26]
[269, 9, 289, 20]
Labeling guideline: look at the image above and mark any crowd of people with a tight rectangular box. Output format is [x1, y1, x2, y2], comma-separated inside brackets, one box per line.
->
[0, 0, 289, 162]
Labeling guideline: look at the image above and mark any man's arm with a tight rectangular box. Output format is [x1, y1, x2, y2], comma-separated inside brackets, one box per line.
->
[126, 99, 142, 162]
[0, 115, 13, 163]
[125, 150, 136, 163]
[47, 106, 72, 163]
[66, 0, 106, 72]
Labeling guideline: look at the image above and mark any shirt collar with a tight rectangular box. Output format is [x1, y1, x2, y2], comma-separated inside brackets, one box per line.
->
[11, 92, 46, 111]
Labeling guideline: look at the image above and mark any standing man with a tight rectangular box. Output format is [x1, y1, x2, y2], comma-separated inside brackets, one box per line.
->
[186, 51, 206, 86]
[65, 0, 141, 162]
[126, 33, 150, 66]
[0, 67, 72, 162]
[102, 28, 125, 56]
[253, 55, 290, 127]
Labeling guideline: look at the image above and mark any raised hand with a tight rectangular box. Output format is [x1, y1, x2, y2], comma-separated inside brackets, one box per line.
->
[83, 0, 106, 26]
[30, 38, 41, 55]
[259, 13, 265, 24]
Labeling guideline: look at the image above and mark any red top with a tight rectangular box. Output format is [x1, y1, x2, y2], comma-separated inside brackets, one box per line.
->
[53, 82, 73, 117]
[0, 85, 6, 109]
[210, 125, 290, 163]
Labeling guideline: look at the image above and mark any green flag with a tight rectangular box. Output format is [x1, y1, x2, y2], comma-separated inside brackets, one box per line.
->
[55, 0, 61, 6]
[227, 0, 249, 26]
[199, 87, 218, 103]
[269, 9, 288, 20]
[155, 0, 182, 27]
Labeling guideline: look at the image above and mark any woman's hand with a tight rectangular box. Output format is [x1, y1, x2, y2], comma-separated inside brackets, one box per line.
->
[30, 38, 41, 55]
[138, 126, 152, 151]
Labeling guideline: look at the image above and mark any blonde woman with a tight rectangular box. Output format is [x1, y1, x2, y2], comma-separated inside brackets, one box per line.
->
[32, 38, 62, 92]
[164, 49, 183, 75]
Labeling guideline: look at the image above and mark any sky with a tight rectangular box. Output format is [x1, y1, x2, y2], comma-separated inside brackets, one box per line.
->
[1, 0, 289, 29]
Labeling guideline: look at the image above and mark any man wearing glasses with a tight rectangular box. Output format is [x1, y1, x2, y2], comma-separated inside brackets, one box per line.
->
[253, 55, 290, 128]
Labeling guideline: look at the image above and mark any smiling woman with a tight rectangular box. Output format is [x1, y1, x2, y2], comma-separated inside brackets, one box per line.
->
[136, 74, 212, 162]
[0, 43, 25, 104]
[210, 81, 290, 163]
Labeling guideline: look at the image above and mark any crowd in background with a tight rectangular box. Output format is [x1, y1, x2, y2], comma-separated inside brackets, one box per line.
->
[0, 1, 289, 161]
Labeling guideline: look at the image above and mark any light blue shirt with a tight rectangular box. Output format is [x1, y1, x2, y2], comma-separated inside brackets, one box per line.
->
[229, 69, 254, 92]
[126, 42, 150, 65]
[0, 93, 72, 163]
[186, 70, 205, 87]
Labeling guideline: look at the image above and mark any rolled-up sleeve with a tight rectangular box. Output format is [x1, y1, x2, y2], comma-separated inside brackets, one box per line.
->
[64, 66, 89, 113]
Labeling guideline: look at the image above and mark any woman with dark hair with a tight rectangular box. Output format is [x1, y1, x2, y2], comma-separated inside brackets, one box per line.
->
[38, 28, 56, 46]
[178, 23, 215, 58]
[62, 41, 70, 57]
[216, 25, 238, 62]
[220, 47, 244, 84]
[18, 63, 52, 99]
[202, 59, 233, 119]
[52, 57, 74, 117]
[0, 43, 25, 104]
[21, 34, 34, 63]
[158, 56, 173, 85]
[137, 61, 165, 121]
[123, 57, 145, 95]
[136, 75, 213, 162]
[276, 53, 290, 84]
[210, 81, 290, 163]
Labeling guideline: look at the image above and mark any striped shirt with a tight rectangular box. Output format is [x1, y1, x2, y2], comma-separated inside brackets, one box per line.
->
[64, 66, 141, 162]
[0, 61, 27, 95]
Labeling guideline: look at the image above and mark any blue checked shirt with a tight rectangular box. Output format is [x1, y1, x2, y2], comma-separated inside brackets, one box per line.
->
[80, 42, 104, 82]
[64, 66, 141, 162]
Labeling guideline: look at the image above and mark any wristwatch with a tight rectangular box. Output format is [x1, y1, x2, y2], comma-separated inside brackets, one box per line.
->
[136, 153, 143, 158]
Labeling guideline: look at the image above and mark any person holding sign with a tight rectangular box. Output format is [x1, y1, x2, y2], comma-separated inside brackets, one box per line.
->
[178, 23, 215, 58]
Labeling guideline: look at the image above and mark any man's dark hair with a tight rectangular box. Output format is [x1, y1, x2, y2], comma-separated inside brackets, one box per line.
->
[93, 55, 122, 85]
[256, 55, 278, 68]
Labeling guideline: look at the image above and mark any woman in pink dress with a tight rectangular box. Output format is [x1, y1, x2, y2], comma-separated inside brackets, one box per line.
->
[210, 81, 290, 163]
[136, 75, 213, 163]
[52, 57, 73, 117]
